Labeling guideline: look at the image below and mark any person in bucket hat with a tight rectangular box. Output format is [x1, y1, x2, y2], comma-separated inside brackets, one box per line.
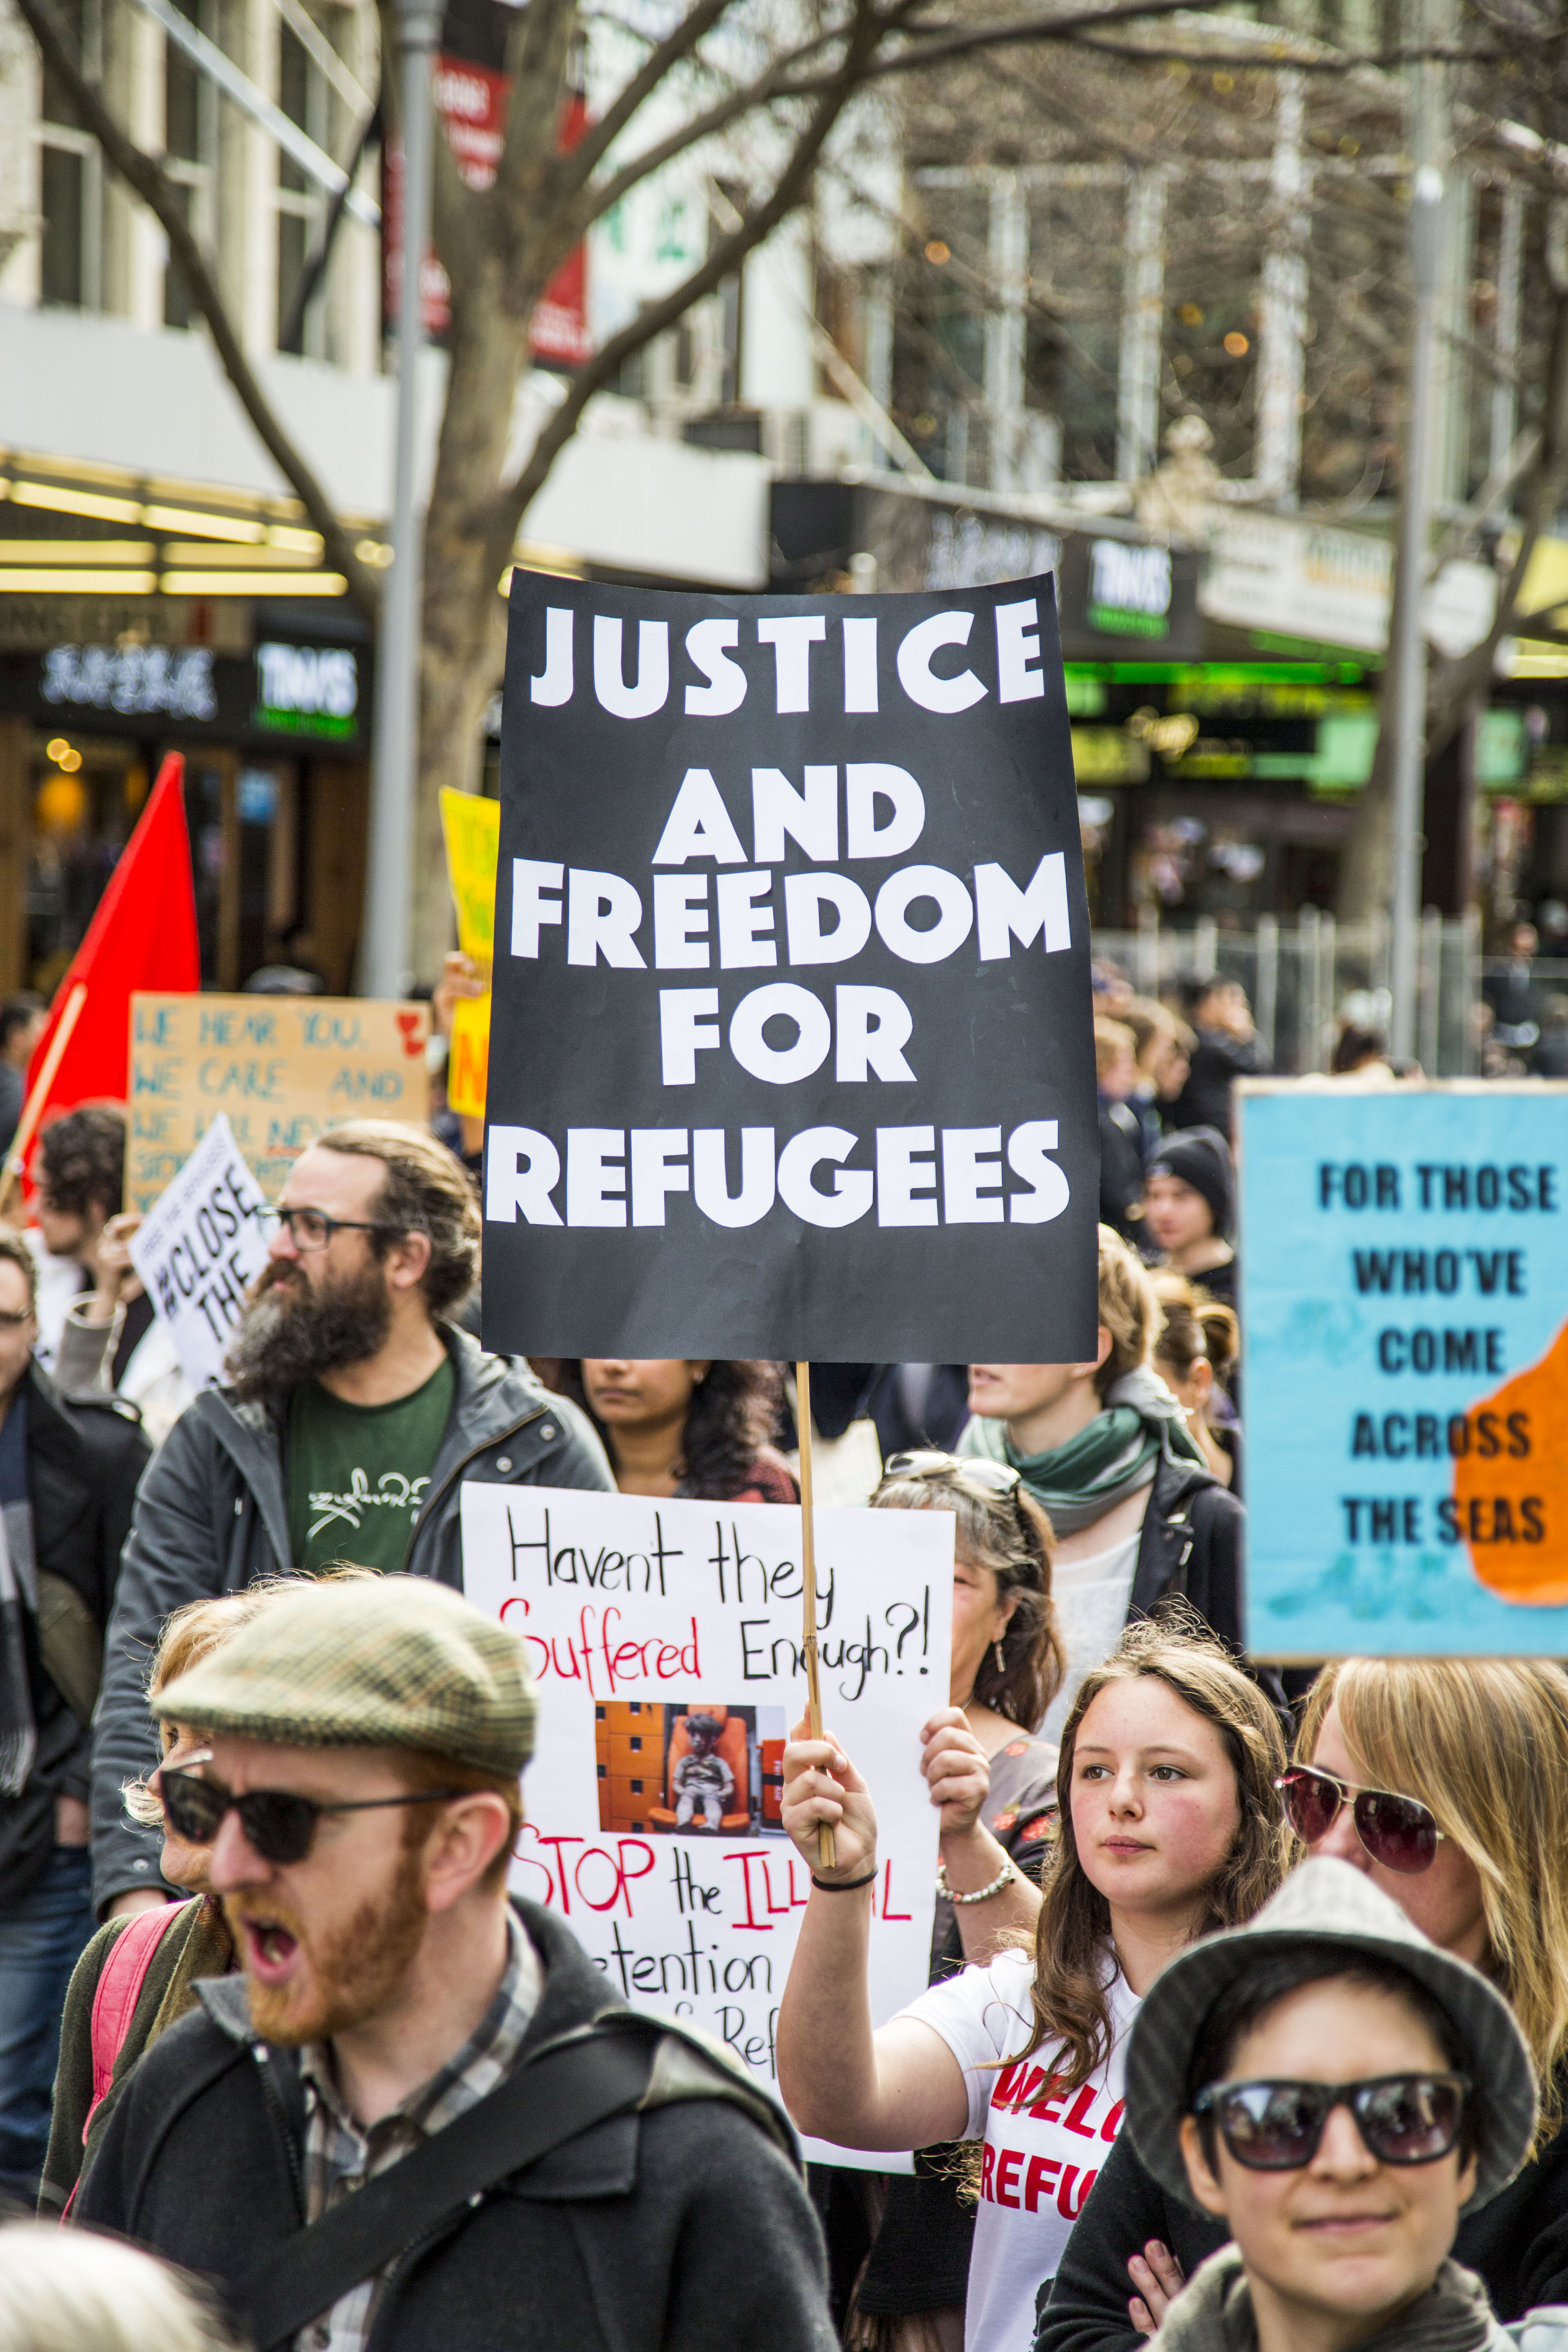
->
[73, 1575, 835, 2352]
[1117, 1856, 1551, 2352]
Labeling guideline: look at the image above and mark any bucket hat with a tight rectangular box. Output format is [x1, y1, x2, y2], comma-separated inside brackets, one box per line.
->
[1124, 1856, 1537, 2217]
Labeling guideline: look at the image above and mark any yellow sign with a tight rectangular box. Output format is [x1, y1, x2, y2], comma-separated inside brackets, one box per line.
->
[127, 993, 431, 1212]
[440, 790, 500, 958]
[448, 995, 490, 1119]
[440, 789, 499, 1118]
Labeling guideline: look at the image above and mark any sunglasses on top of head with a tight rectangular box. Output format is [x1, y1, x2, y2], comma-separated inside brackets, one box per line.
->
[1275, 1764, 1446, 1876]
[1192, 2073, 1470, 2172]
[882, 1451, 1022, 1504]
[156, 1753, 470, 1867]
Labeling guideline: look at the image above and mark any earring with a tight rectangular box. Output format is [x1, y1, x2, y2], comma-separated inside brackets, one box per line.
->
[994, 1639, 1006, 1675]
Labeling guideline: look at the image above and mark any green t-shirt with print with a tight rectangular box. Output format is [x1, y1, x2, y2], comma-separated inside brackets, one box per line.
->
[286, 1357, 456, 1575]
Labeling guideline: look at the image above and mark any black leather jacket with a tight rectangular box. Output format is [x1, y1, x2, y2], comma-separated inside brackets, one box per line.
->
[1127, 1440, 1245, 1652]
[0, 1361, 149, 1905]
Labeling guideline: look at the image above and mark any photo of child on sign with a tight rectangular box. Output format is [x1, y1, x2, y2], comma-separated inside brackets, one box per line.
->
[596, 1700, 788, 1836]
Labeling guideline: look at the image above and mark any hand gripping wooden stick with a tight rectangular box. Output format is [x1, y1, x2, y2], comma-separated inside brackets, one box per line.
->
[795, 1361, 837, 1872]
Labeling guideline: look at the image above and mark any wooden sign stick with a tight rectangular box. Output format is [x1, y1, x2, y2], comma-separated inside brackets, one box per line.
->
[794, 1360, 837, 1872]
[0, 982, 88, 1218]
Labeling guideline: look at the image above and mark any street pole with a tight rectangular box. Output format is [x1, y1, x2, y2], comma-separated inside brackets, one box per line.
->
[1388, 162, 1444, 1063]
[363, 0, 440, 998]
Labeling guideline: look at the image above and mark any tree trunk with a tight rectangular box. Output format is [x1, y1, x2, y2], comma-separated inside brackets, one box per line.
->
[1336, 635, 1402, 923]
[410, 273, 533, 978]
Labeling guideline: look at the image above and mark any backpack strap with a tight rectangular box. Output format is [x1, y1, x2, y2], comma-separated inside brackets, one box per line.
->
[86, 1901, 190, 2126]
[236, 2017, 660, 2352]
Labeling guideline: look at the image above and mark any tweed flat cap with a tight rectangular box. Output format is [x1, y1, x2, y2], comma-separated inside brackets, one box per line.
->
[155, 1575, 535, 1775]
[1125, 1857, 1537, 2218]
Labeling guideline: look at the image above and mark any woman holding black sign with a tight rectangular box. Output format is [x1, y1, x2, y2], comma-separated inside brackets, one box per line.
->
[546, 1357, 799, 1503]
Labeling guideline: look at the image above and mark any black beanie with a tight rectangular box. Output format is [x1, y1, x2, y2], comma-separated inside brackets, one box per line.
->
[1148, 1126, 1233, 1240]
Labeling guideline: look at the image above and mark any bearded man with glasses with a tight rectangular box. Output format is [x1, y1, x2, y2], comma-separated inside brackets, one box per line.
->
[90, 1121, 612, 1928]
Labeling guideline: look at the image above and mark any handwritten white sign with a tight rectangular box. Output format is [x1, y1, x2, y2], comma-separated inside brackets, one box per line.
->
[129, 1114, 270, 1391]
[460, 1481, 955, 2168]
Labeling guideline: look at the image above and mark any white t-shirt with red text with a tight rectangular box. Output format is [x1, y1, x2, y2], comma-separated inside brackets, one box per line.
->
[900, 1948, 1140, 2352]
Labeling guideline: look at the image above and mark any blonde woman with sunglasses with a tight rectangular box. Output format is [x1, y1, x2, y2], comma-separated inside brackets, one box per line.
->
[1040, 1656, 1568, 2352]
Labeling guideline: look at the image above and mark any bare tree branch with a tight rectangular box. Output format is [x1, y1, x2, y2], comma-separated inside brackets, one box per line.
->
[16, 0, 378, 612]
[488, 0, 584, 287]
[479, 0, 890, 582]
[568, 0, 742, 185]
[1425, 286, 1568, 760]
[1065, 34, 1504, 67]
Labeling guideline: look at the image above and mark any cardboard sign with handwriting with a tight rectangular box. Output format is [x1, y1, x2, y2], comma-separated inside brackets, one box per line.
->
[461, 1479, 954, 2169]
[127, 992, 430, 1211]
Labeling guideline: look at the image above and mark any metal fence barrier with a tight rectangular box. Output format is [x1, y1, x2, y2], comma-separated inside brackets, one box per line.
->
[1091, 912, 1483, 1078]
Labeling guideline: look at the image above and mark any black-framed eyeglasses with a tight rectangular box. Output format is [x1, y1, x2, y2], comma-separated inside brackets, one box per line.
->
[157, 1753, 469, 1866]
[260, 1205, 396, 1254]
[1192, 2074, 1470, 2171]
[883, 1450, 1023, 1502]
[1276, 1764, 1446, 1876]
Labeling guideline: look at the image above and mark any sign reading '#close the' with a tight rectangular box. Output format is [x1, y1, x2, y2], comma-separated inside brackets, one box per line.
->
[483, 574, 1097, 1361]
[129, 1112, 270, 1391]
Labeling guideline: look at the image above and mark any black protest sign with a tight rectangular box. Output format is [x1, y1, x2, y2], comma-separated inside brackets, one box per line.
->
[482, 573, 1097, 1362]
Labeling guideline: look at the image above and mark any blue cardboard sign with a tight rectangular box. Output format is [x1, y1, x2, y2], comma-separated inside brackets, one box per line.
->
[1240, 1082, 1568, 1656]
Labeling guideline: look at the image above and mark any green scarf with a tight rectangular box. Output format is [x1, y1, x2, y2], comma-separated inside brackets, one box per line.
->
[1154, 2246, 1504, 2352]
[961, 1367, 1205, 1535]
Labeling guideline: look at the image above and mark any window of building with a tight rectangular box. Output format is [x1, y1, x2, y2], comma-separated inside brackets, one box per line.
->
[276, 22, 330, 355]
[163, 0, 217, 328]
[38, 0, 101, 310]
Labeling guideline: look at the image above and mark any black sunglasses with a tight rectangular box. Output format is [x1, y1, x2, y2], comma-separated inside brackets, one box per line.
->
[158, 1755, 469, 1866]
[1276, 1764, 1446, 1876]
[1192, 2073, 1470, 2171]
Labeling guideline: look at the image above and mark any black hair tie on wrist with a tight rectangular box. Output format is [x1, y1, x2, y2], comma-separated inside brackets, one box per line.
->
[811, 1867, 878, 1891]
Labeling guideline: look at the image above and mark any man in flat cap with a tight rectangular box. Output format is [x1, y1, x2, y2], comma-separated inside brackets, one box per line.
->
[74, 1576, 834, 2352]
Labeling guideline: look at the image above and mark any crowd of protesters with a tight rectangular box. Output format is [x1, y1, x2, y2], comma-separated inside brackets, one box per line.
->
[0, 964, 1566, 2352]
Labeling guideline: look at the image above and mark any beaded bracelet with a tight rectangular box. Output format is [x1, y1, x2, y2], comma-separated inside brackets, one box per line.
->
[935, 1857, 1017, 1906]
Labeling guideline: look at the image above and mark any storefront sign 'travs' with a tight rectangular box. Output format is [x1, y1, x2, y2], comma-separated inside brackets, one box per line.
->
[482, 573, 1098, 1362]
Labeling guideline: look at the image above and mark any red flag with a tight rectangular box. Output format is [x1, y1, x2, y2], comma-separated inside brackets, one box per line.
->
[25, 751, 200, 1141]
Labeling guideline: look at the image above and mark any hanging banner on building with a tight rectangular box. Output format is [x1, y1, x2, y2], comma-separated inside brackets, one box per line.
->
[440, 787, 499, 1117]
[382, 0, 590, 361]
[461, 1478, 955, 2167]
[482, 574, 1096, 1360]
[1241, 1081, 1568, 1655]
[127, 992, 430, 1212]
[129, 1114, 270, 1391]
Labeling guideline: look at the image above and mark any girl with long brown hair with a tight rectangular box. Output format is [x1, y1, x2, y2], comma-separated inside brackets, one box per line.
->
[777, 1619, 1285, 2352]
[829, 1454, 1066, 2352]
